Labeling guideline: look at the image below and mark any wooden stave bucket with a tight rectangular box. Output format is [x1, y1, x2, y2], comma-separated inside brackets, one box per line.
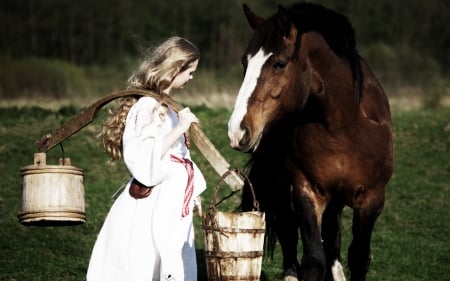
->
[18, 153, 85, 226]
[202, 169, 266, 281]
[203, 210, 265, 281]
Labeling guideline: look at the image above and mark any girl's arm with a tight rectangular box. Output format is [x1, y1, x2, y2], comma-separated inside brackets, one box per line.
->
[161, 107, 198, 156]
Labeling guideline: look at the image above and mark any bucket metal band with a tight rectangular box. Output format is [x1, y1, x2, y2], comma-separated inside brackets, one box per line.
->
[203, 225, 265, 234]
[204, 250, 264, 258]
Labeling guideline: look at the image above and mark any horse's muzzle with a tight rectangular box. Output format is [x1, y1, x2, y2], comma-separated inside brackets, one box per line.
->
[230, 126, 257, 153]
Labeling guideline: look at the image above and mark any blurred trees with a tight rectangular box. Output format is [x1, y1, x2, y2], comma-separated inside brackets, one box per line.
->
[1, 0, 449, 88]
[0, 0, 252, 70]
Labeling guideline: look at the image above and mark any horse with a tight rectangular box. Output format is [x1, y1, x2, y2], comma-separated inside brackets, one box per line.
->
[227, 3, 393, 281]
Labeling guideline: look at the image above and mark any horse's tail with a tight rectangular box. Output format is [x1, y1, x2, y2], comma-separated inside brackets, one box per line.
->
[240, 133, 293, 258]
[240, 161, 278, 258]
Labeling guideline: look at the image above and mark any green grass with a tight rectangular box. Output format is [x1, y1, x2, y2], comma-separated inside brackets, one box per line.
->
[0, 104, 448, 281]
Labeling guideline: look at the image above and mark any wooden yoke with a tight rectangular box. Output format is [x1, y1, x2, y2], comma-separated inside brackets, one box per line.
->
[35, 89, 244, 191]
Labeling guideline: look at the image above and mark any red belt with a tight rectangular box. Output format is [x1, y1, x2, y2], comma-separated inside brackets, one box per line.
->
[170, 154, 194, 217]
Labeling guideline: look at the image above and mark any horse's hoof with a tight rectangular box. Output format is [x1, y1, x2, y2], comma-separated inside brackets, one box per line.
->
[283, 264, 300, 281]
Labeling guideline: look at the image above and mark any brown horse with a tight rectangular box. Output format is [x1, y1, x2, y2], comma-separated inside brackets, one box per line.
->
[228, 3, 393, 281]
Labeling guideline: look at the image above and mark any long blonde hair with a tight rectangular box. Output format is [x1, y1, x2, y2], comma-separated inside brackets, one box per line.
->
[99, 36, 200, 161]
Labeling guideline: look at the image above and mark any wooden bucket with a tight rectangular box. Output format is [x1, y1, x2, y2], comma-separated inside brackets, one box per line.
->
[18, 152, 85, 226]
[202, 169, 265, 281]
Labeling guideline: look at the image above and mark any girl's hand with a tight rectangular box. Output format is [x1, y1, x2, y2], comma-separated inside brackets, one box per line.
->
[161, 107, 199, 156]
[177, 107, 198, 132]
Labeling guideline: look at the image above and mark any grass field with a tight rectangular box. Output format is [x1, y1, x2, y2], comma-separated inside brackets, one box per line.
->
[0, 101, 448, 281]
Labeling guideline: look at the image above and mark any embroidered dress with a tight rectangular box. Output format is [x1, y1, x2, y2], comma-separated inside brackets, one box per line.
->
[87, 96, 206, 281]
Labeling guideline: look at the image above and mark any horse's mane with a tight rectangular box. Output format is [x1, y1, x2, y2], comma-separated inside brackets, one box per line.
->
[287, 3, 356, 58]
[248, 2, 363, 96]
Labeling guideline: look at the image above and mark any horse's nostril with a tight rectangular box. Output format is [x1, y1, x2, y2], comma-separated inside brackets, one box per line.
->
[239, 127, 251, 149]
[229, 126, 247, 149]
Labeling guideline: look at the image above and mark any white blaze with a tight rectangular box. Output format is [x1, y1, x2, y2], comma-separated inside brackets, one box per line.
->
[228, 48, 272, 148]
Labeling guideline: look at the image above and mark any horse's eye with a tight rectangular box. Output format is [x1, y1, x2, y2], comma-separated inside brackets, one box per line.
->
[273, 61, 287, 70]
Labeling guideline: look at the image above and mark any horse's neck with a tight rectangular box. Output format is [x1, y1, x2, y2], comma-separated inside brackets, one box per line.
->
[306, 54, 362, 129]
[307, 87, 361, 130]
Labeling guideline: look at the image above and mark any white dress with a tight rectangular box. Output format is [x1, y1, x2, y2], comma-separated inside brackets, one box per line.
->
[87, 96, 207, 281]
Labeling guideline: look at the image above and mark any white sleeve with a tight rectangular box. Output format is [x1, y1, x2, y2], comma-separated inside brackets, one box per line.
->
[122, 97, 170, 186]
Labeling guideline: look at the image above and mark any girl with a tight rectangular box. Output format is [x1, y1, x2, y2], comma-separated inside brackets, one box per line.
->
[87, 36, 206, 281]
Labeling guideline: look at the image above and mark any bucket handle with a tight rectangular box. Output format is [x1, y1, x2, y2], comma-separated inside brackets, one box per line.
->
[211, 168, 260, 212]
[35, 89, 244, 191]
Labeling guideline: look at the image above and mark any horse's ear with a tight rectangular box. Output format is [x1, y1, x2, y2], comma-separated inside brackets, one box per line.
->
[277, 5, 297, 43]
[243, 4, 264, 30]
[277, 5, 290, 30]
[284, 23, 298, 45]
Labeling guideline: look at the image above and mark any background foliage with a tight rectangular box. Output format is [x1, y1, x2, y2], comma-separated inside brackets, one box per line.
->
[1, 0, 449, 101]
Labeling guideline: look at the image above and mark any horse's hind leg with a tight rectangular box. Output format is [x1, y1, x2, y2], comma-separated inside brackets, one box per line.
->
[321, 202, 346, 281]
[348, 189, 385, 281]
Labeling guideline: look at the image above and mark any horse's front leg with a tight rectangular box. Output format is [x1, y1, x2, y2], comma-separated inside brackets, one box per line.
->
[274, 201, 301, 281]
[292, 179, 327, 281]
